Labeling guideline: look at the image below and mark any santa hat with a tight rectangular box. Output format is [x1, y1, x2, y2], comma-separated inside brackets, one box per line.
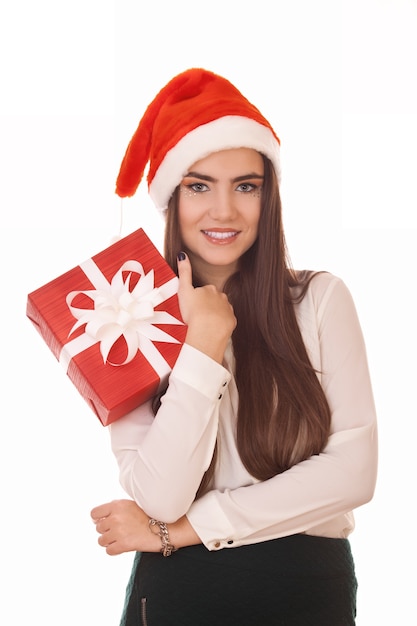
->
[115, 68, 281, 210]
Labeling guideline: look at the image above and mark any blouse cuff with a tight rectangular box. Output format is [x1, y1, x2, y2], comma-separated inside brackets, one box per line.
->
[187, 491, 241, 551]
[170, 343, 232, 400]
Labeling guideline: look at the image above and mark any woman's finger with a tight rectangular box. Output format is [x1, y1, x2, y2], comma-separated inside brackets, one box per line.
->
[177, 251, 193, 290]
[90, 502, 112, 521]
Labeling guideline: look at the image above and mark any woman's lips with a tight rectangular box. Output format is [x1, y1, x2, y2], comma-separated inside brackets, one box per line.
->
[202, 229, 240, 243]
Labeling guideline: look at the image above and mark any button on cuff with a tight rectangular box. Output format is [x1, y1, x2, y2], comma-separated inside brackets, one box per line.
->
[212, 538, 235, 550]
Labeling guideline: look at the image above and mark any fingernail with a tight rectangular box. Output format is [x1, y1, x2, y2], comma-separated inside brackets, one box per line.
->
[177, 251, 186, 261]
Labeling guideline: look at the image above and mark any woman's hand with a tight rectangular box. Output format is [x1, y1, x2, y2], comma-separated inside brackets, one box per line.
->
[91, 499, 161, 556]
[91, 499, 202, 556]
[177, 253, 236, 363]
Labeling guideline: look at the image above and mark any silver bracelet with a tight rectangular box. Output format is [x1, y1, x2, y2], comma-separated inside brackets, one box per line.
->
[149, 518, 177, 557]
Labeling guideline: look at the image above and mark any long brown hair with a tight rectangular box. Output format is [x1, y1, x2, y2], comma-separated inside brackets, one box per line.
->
[161, 155, 331, 494]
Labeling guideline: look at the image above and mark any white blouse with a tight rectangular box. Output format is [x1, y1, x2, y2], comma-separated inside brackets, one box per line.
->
[109, 272, 378, 550]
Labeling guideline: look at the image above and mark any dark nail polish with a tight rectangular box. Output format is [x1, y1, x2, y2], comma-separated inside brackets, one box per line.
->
[177, 251, 186, 261]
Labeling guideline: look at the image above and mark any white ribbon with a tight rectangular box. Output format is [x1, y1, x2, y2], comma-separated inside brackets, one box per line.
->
[59, 258, 183, 379]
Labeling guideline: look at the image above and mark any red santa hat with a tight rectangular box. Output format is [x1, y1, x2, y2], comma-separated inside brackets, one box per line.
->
[115, 68, 281, 210]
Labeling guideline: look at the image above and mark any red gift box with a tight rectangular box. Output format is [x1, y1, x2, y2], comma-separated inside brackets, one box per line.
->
[26, 229, 187, 426]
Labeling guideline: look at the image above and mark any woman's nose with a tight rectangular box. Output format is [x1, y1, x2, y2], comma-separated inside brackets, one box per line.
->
[207, 190, 236, 220]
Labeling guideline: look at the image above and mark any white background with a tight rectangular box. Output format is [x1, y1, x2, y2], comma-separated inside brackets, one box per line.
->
[1, 0, 416, 623]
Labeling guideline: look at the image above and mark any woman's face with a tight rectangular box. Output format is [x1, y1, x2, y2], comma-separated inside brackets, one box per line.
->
[178, 148, 264, 286]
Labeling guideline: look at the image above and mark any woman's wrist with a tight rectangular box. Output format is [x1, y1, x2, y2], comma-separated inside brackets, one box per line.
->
[185, 329, 229, 363]
[167, 515, 202, 550]
[149, 518, 177, 556]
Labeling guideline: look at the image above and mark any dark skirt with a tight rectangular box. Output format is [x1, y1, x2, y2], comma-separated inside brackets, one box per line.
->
[120, 535, 358, 626]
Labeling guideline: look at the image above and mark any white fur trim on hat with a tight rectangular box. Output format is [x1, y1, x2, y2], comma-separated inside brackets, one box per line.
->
[149, 116, 281, 210]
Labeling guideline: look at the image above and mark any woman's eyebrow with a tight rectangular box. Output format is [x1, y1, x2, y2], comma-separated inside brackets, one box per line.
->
[184, 171, 215, 182]
[184, 171, 264, 183]
[233, 173, 264, 182]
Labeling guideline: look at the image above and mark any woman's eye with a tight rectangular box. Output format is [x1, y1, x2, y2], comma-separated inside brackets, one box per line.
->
[190, 182, 209, 192]
[236, 182, 256, 193]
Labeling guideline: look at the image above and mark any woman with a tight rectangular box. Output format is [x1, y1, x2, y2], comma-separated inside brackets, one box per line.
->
[91, 68, 378, 625]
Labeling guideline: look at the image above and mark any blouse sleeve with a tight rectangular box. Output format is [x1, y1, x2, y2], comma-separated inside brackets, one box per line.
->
[109, 343, 231, 522]
[186, 275, 378, 550]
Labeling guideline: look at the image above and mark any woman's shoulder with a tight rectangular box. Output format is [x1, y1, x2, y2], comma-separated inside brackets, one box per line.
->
[291, 269, 341, 295]
[291, 272, 358, 357]
[291, 270, 353, 314]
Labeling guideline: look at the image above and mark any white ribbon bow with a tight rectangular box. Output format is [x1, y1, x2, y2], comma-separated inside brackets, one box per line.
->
[62, 259, 182, 368]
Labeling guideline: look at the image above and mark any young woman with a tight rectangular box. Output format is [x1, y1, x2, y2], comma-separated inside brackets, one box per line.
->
[91, 68, 378, 625]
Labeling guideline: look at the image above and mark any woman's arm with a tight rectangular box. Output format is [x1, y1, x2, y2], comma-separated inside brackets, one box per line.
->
[185, 275, 378, 549]
[108, 254, 236, 522]
[109, 345, 231, 521]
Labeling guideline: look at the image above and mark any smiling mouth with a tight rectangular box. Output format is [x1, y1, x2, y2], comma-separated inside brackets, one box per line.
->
[202, 230, 240, 240]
